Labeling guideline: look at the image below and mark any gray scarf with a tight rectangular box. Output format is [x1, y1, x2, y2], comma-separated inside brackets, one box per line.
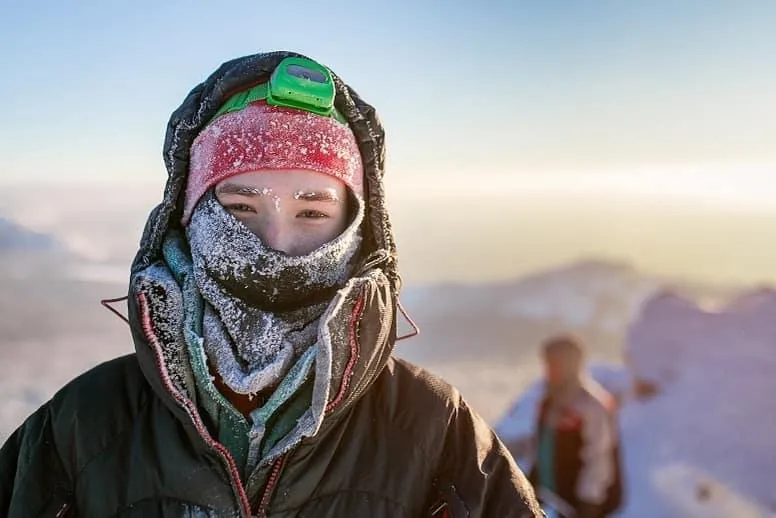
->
[186, 191, 363, 397]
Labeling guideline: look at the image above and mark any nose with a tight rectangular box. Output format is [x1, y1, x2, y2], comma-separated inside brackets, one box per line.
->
[248, 216, 294, 254]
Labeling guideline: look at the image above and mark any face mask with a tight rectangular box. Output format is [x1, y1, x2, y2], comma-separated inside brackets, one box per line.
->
[185, 191, 364, 395]
[188, 191, 363, 313]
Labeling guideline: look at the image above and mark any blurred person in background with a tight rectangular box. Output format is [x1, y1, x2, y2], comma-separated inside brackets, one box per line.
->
[0, 51, 542, 517]
[529, 335, 624, 518]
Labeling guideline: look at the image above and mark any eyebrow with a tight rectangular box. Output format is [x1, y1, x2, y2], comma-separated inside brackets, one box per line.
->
[294, 190, 341, 203]
[215, 183, 271, 197]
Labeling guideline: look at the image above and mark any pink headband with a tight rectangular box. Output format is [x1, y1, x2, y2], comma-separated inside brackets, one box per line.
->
[182, 101, 364, 224]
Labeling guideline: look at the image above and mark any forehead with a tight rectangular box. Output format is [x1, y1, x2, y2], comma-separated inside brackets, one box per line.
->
[217, 169, 346, 192]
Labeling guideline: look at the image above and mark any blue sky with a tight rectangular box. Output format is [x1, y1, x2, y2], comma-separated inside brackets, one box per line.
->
[2, 1, 776, 191]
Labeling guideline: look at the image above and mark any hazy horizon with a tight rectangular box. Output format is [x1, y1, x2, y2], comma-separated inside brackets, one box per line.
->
[2, 165, 775, 289]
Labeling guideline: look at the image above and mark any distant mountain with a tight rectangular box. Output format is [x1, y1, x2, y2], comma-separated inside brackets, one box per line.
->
[0, 215, 75, 284]
[0, 217, 62, 253]
[394, 259, 754, 423]
[393, 260, 658, 422]
[397, 259, 665, 367]
[398, 259, 746, 354]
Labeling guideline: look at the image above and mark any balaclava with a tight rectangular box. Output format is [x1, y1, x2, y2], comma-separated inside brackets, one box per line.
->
[183, 83, 365, 397]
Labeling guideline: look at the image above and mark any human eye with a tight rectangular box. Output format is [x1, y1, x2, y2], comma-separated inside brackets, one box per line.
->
[224, 203, 256, 214]
[297, 210, 329, 219]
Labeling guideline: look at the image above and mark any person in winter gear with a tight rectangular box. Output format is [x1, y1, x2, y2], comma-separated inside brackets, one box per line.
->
[0, 51, 543, 517]
[528, 335, 623, 518]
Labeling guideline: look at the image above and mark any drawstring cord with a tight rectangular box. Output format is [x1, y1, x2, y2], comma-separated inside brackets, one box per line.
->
[396, 298, 420, 342]
[357, 250, 420, 342]
[102, 251, 420, 340]
[102, 292, 420, 340]
[100, 296, 130, 325]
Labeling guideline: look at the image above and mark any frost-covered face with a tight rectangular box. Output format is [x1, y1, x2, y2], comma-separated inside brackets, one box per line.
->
[215, 169, 350, 256]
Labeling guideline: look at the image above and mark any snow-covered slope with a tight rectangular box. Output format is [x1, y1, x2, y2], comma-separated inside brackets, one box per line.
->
[496, 291, 776, 517]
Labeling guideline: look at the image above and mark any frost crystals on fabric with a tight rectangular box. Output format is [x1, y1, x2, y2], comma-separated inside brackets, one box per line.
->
[186, 191, 364, 396]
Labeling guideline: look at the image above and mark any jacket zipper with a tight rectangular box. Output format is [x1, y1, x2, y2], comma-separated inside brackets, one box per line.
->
[255, 292, 365, 515]
[137, 292, 252, 517]
[337, 294, 392, 410]
[55, 502, 71, 518]
[430, 502, 453, 518]
[140, 283, 376, 516]
[256, 455, 287, 517]
[429, 484, 469, 518]
[324, 294, 365, 413]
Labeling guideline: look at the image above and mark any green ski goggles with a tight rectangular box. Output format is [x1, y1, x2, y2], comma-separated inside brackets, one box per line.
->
[212, 56, 346, 124]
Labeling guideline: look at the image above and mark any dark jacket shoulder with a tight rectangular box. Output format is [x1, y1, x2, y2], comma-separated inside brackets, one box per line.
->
[46, 355, 150, 475]
[49, 354, 149, 426]
[376, 357, 463, 420]
[0, 354, 152, 516]
[369, 357, 543, 517]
